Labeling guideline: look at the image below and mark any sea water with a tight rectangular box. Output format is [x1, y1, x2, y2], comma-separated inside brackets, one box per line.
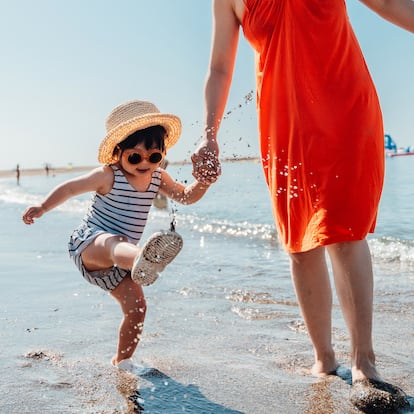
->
[0, 159, 413, 413]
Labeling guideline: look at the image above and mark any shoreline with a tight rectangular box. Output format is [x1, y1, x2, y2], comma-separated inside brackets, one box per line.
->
[0, 166, 97, 179]
[0, 157, 260, 179]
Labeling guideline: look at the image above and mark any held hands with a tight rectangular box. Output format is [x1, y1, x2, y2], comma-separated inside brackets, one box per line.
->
[191, 139, 222, 185]
[22, 205, 45, 225]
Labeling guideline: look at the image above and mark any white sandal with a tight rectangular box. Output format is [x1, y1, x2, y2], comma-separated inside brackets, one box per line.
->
[131, 230, 183, 286]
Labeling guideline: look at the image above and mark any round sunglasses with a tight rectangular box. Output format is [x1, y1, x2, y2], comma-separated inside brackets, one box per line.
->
[124, 150, 164, 165]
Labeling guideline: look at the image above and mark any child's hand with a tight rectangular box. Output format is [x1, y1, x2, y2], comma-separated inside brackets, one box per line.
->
[22, 205, 45, 225]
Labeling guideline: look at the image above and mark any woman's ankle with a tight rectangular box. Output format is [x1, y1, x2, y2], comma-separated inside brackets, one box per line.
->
[311, 350, 338, 377]
[351, 351, 381, 381]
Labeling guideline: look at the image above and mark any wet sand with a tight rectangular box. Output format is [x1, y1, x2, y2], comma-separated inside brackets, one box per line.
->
[5, 296, 414, 414]
[12, 349, 351, 414]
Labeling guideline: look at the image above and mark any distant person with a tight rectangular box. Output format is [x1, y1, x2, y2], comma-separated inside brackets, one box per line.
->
[191, 1, 414, 412]
[22, 100, 212, 374]
[15, 164, 20, 186]
[45, 164, 50, 176]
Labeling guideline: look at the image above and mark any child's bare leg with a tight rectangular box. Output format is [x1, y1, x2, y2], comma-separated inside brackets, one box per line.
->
[81, 234, 140, 271]
[110, 276, 147, 365]
[327, 240, 381, 382]
[289, 247, 339, 376]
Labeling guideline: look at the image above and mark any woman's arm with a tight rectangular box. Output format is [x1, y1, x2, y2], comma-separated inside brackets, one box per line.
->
[192, 0, 241, 184]
[22, 166, 112, 224]
[360, 0, 414, 32]
[159, 170, 210, 205]
[204, 0, 241, 142]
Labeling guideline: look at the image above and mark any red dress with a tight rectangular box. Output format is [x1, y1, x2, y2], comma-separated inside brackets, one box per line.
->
[242, 0, 384, 253]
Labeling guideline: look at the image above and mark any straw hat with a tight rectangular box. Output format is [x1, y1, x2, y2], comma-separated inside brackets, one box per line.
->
[98, 100, 182, 164]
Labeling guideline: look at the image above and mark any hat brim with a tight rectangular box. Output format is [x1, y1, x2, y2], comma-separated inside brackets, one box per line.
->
[98, 113, 181, 164]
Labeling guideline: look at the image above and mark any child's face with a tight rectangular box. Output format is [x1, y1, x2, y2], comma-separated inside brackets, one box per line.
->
[120, 143, 165, 176]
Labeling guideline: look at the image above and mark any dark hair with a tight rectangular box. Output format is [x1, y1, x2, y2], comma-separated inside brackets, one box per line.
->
[113, 125, 166, 158]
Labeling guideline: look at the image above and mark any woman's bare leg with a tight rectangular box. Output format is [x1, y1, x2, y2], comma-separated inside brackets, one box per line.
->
[327, 240, 381, 382]
[290, 247, 339, 376]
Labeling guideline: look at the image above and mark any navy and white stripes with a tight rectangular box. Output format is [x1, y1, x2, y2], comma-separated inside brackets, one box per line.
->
[72, 253, 129, 291]
[85, 165, 161, 244]
[67, 165, 162, 291]
[69, 165, 161, 258]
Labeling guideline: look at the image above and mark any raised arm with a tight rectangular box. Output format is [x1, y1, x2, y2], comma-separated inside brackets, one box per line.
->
[204, 0, 241, 143]
[192, 0, 241, 184]
[360, 0, 414, 32]
[22, 166, 112, 224]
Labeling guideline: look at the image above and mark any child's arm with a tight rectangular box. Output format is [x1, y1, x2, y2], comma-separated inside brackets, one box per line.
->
[159, 170, 211, 205]
[22, 166, 113, 225]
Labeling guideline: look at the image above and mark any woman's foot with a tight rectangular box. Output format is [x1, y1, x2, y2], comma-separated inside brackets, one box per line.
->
[311, 351, 339, 377]
[350, 379, 409, 413]
[311, 360, 340, 377]
[350, 359, 409, 413]
[351, 359, 382, 382]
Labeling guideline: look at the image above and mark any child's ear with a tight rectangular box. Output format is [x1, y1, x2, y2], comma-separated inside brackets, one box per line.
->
[113, 145, 121, 161]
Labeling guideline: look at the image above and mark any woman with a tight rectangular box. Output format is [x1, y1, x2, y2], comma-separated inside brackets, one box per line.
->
[192, 1, 414, 411]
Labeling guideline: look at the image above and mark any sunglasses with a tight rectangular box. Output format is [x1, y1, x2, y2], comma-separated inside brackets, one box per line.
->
[124, 149, 164, 165]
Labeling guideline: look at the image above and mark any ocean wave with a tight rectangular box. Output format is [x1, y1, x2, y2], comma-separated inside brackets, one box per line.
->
[369, 236, 414, 267]
[2, 181, 413, 266]
[185, 214, 277, 240]
[0, 185, 90, 215]
[0, 186, 41, 206]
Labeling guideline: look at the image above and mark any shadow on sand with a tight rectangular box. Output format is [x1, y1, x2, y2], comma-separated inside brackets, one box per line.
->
[122, 368, 245, 414]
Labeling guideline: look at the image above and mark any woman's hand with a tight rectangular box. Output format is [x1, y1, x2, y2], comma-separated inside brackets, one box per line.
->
[191, 138, 221, 185]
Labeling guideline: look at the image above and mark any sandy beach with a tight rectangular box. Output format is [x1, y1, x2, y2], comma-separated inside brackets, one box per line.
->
[3, 288, 414, 414]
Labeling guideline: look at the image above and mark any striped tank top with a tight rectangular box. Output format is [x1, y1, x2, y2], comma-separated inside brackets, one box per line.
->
[69, 165, 161, 256]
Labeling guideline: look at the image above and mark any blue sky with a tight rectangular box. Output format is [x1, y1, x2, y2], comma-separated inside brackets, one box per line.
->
[1, 1, 414, 171]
